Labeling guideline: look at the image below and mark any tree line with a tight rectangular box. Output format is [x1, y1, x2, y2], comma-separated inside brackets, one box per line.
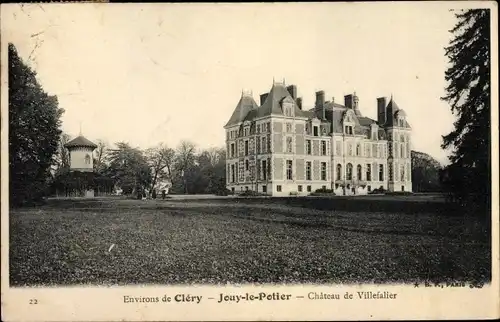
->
[50, 138, 227, 197]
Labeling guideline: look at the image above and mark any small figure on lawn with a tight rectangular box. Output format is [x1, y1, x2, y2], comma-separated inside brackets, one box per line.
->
[152, 189, 157, 199]
[162, 190, 166, 199]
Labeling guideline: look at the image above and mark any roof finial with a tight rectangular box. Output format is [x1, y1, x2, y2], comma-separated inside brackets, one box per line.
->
[79, 121, 82, 136]
[272, 76, 275, 85]
[283, 77, 286, 85]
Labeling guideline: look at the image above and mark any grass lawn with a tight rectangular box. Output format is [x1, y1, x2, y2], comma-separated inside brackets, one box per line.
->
[9, 197, 491, 286]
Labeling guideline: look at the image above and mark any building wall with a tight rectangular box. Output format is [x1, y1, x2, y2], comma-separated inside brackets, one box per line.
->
[69, 147, 94, 172]
[225, 108, 412, 196]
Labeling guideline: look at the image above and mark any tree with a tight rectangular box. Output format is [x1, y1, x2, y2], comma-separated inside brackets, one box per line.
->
[174, 140, 196, 194]
[411, 150, 443, 192]
[145, 143, 175, 192]
[441, 9, 491, 214]
[93, 139, 109, 174]
[52, 132, 71, 175]
[9, 43, 64, 206]
[107, 142, 151, 195]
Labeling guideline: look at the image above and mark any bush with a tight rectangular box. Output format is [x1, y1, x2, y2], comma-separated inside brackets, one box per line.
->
[315, 188, 334, 193]
[238, 190, 266, 197]
[215, 189, 233, 196]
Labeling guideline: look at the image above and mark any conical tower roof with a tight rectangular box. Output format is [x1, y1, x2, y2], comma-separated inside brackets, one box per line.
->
[64, 135, 97, 149]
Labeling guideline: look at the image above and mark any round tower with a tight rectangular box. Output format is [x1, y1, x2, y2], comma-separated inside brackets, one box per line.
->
[64, 135, 97, 172]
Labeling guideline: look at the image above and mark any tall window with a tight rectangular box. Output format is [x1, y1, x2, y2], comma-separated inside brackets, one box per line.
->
[321, 162, 327, 181]
[261, 137, 266, 153]
[321, 141, 327, 156]
[245, 140, 249, 156]
[230, 143, 235, 158]
[262, 160, 267, 180]
[85, 154, 91, 164]
[287, 160, 293, 180]
[257, 124, 260, 133]
[306, 162, 312, 180]
[313, 126, 319, 136]
[344, 126, 353, 135]
[235, 164, 239, 182]
[379, 164, 384, 181]
[286, 123, 292, 133]
[400, 165, 405, 182]
[245, 160, 249, 171]
[286, 137, 293, 153]
[400, 143, 404, 158]
[336, 164, 342, 180]
[366, 164, 372, 181]
[306, 140, 312, 155]
[348, 143, 353, 156]
[357, 164, 362, 180]
[346, 163, 353, 180]
[356, 144, 361, 156]
[231, 164, 235, 182]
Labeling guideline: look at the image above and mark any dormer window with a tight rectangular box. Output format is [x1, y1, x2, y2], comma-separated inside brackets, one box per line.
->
[313, 126, 319, 137]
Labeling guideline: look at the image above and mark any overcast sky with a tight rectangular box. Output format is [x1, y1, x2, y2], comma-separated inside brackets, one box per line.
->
[1, 2, 481, 164]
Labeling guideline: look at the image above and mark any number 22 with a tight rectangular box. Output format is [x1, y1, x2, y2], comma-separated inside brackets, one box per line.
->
[29, 299, 38, 305]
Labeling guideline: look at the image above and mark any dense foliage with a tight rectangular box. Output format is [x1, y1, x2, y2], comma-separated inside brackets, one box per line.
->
[411, 150, 443, 192]
[441, 9, 491, 215]
[9, 43, 64, 206]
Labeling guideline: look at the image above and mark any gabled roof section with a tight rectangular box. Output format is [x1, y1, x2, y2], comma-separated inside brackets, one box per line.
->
[257, 83, 310, 119]
[225, 94, 259, 127]
[65, 135, 97, 149]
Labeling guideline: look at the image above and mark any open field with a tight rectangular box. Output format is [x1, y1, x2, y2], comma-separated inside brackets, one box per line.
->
[9, 196, 491, 286]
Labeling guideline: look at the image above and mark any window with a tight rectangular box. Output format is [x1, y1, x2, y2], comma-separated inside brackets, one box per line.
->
[366, 164, 371, 181]
[356, 144, 361, 156]
[85, 154, 91, 164]
[277, 185, 282, 192]
[400, 143, 404, 158]
[256, 138, 260, 153]
[379, 164, 384, 181]
[336, 142, 341, 156]
[262, 186, 267, 193]
[306, 140, 312, 155]
[321, 141, 327, 156]
[287, 160, 293, 180]
[267, 122, 271, 132]
[321, 162, 327, 181]
[286, 123, 292, 133]
[286, 137, 293, 153]
[245, 186, 249, 191]
[347, 143, 353, 156]
[230, 143, 235, 158]
[298, 185, 303, 192]
[401, 165, 405, 182]
[245, 160, 249, 171]
[313, 126, 319, 137]
[322, 185, 327, 190]
[231, 164, 235, 182]
[235, 164, 239, 182]
[261, 137, 266, 153]
[344, 126, 353, 135]
[367, 185, 371, 192]
[336, 164, 342, 180]
[346, 163, 353, 180]
[306, 162, 312, 180]
[401, 185, 405, 191]
[257, 124, 260, 133]
[357, 164, 362, 180]
[231, 187, 235, 193]
[307, 185, 311, 192]
[262, 160, 267, 180]
[244, 128, 248, 136]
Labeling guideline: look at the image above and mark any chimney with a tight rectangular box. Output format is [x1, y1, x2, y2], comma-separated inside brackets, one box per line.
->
[296, 97, 303, 110]
[377, 97, 387, 125]
[353, 93, 361, 116]
[315, 91, 326, 119]
[260, 93, 269, 106]
[287, 85, 297, 99]
[344, 94, 354, 109]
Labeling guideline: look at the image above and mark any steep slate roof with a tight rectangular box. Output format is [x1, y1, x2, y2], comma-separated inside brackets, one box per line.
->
[225, 94, 259, 127]
[64, 135, 97, 149]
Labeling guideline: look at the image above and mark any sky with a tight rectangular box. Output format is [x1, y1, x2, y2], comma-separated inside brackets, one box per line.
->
[1, 2, 474, 164]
